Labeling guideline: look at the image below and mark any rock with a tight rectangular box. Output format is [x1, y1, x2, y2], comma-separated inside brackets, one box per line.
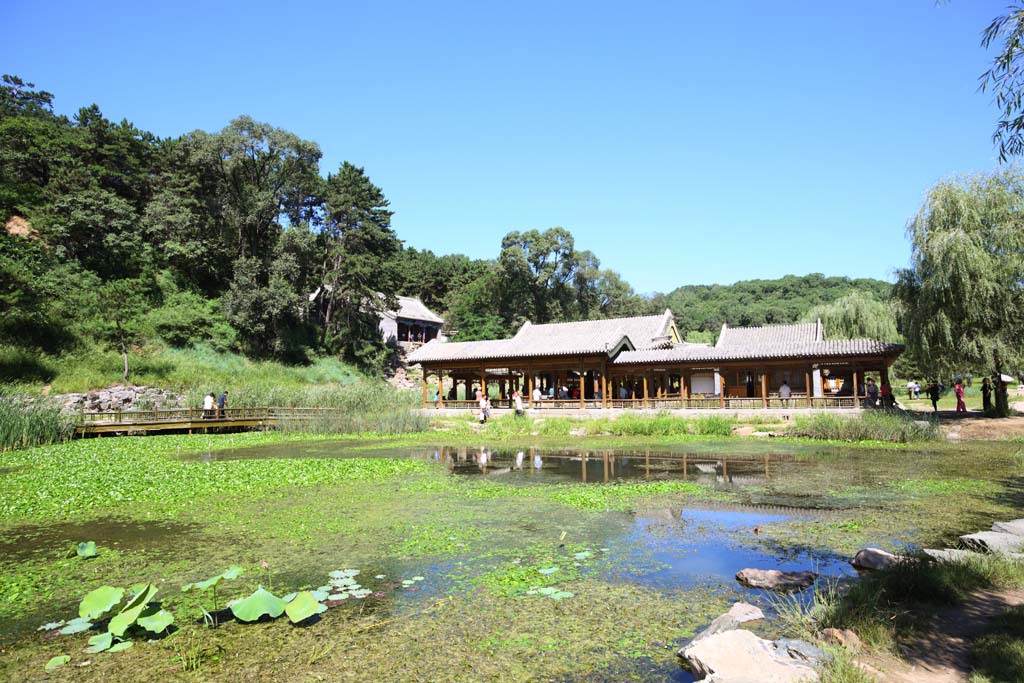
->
[680, 629, 819, 683]
[736, 568, 817, 591]
[691, 614, 741, 643]
[821, 627, 861, 651]
[993, 519, 1024, 537]
[772, 639, 829, 666]
[923, 548, 983, 563]
[751, 431, 771, 438]
[912, 420, 931, 428]
[959, 531, 1024, 555]
[726, 601, 765, 623]
[850, 547, 900, 571]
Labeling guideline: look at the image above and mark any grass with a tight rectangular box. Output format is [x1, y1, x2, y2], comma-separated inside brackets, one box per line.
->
[789, 411, 940, 443]
[971, 605, 1024, 683]
[273, 383, 429, 433]
[0, 388, 75, 451]
[440, 413, 737, 438]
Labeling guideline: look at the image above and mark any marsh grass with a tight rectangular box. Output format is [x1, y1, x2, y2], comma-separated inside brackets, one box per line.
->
[0, 388, 75, 451]
[971, 604, 1024, 683]
[444, 413, 738, 438]
[790, 411, 939, 443]
[275, 383, 429, 434]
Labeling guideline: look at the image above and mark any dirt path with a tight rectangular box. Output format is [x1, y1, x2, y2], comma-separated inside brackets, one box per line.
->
[863, 589, 1024, 683]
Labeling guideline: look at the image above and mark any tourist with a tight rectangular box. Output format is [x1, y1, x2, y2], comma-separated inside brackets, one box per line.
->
[865, 378, 879, 408]
[619, 384, 629, 399]
[433, 389, 440, 408]
[779, 380, 791, 406]
[202, 392, 215, 419]
[513, 390, 524, 417]
[548, 385, 555, 399]
[982, 377, 993, 412]
[927, 381, 941, 413]
[447, 386, 457, 401]
[217, 390, 228, 418]
[532, 385, 542, 407]
[954, 379, 967, 413]
[478, 391, 490, 422]
[880, 381, 893, 409]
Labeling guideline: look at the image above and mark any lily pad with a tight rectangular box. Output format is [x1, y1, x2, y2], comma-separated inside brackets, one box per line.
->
[108, 641, 134, 653]
[79, 586, 124, 620]
[182, 566, 243, 592]
[316, 585, 333, 593]
[538, 567, 560, 575]
[284, 591, 328, 623]
[350, 588, 372, 598]
[108, 584, 158, 637]
[328, 593, 348, 600]
[537, 587, 558, 596]
[229, 586, 287, 622]
[411, 576, 425, 582]
[76, 541, 98, 558]
[550, 591, 574, 600]
[45, 655, 70, 670]
[59, 617, 93, 635]
[281, 592, 297, 603]
[573, 551, 592, 560]
[38, 620, 66, 632]
[136, 607, 174, 633]
[309, 590, 329, 602]
[84, 632, 113, 654]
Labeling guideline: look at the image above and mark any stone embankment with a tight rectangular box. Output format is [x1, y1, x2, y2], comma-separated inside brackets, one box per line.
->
[54, 385, 187, 414]
[923, 517, 1024, 561]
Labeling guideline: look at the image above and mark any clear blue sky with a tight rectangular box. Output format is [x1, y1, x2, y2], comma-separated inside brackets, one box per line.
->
[0, 1, 1010, 293]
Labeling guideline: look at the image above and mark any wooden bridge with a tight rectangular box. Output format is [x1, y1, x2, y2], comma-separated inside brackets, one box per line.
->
[74, 407, 345, 436]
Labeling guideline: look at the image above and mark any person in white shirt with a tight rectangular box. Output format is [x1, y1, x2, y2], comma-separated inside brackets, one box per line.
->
[779, 381, 792, 405]
[532, 386, 542, 407]
[513, 390, 524, 417]
[202, 392, 215, 419]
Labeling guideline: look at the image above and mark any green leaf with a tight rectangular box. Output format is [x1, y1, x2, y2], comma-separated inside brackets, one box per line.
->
[45, 655, 70, 670]
[284, 591, 327, 623]
[108, 583, 158, 637]
[538, 567, 559, 575]
[182, 566, 244, 592]
[59, 617, 93, 635]
[79, 586, 124, 620]
[76, 541, 98, 558]
[84, 632, 113, 653]
[229, 586, 287, 622]
[107, 641, 134, 653]
[136, 607, 174, 633]
[550, 591, 574, 600]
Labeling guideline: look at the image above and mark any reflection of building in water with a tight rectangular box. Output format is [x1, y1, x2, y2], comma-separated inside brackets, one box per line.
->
[515, 451, 524, 469]
[533, 454, 543, 469]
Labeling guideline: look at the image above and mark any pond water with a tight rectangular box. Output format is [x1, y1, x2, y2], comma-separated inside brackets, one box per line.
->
[4, 436, 1021, 682]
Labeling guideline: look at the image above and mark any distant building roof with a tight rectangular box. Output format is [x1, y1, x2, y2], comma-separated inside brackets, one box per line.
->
[384, 296, 444, 325]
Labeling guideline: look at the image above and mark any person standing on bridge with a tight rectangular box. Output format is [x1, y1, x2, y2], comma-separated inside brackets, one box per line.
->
[218, 391, 228, 418]
[202, 392, 215, 419]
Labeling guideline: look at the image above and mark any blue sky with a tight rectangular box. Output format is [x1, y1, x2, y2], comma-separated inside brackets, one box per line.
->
[0, 1, 1010, 293]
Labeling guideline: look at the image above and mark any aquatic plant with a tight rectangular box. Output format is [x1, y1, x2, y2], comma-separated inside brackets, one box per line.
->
[284, 591, 328, 623]
[181, 566, 243, 626]
[75, 541, 97, 558]
[0, 388, 75, 451]
[44, 655, 70, 670]
[790, 411, 939, 443]
[229, 585, 288, 622]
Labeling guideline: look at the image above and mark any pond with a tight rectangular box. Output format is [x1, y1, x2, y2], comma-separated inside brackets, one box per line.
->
[1, 435, 1021, 682]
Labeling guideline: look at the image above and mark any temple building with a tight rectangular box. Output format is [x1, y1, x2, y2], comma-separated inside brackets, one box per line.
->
[407, 309, 903, 410]
[380, 296, 446, 348]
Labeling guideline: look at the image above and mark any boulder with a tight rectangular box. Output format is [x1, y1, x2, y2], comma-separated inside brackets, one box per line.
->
[923, 548, 983, 563]
[993, 519, 1024, 537]
[691, 614, 741, 643]
[850, 547, 900, 571]
[821, 627, 861, 651]
[680, 629, 819, 683]
[959, 531, 1024, 555]
[736, 568, 817, 591]
[726, 601, 765, 623]
[772, 639, 828, 666]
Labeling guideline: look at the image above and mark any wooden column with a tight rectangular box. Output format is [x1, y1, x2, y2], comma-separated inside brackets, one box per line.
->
[682, 370, 690, 400]
[527, 368, 533, 408]
[601, 361, 608, 409]
[720, 373, 726, 408]
[579, 359, 586, 409]
[642, 373, 649, 408]
[480, 369, 487, 400]
[438, 368, 444, 408]
[761, 372, 768, 408]
[852, 369, 859, 407]
[422, 369, 428, 407]
[881, 364, 890, 388]
[805, 368, 813, 407]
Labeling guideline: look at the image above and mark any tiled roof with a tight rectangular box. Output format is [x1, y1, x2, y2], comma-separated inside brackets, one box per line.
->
[407, 311, 674, 363]
[613, 338, 903, 365]
[387, 296, 444, 324]
[716, 321, 822, 348]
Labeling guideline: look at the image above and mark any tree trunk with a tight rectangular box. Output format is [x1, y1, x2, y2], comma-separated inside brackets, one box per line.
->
[994, 349, 1009, 416]
[121, 342, 130, 383]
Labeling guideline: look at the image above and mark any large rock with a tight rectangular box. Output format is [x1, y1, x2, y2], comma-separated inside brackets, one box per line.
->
[850, 547, 900, 571]
[959, 531, 1024, 555]
[993, 519, 1024, 537]
[726, 601, 765, 623]
[736, 568, 817, 591]
[923, 548, 983, 563]
[772, 639, 828, 666]
[680, 629, 819, 682]
[691, 614, 741, 643]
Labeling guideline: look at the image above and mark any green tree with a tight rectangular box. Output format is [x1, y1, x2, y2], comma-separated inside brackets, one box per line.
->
[895, 169, 1024, 414]
[981, 3, 1024, 161]
[89, 279, 150, 382]
[801, 291, 899, 341]
[445, 271, 506, 341]
[318, 162, 402, 368]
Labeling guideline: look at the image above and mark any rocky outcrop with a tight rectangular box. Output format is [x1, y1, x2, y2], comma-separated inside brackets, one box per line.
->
[959, 531, 1024, 555]
[923, 548, 982, 563]
[55, 385, 187, 414]
[850, 547, 900, 571]
[735, 568, 817, 591]
[993, 519, 1024, 536]
[726, 601, 765, 623]
[679, 629, 820, 682]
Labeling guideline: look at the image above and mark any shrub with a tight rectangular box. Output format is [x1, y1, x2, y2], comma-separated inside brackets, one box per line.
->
[790, 411, 939, 443]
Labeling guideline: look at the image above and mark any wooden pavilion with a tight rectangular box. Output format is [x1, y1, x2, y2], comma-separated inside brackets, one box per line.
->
[408, 310, 903, 411]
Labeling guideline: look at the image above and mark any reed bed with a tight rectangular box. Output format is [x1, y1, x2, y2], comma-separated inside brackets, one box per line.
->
[0, 388, 76, 451]
[789, 411, 939, 443]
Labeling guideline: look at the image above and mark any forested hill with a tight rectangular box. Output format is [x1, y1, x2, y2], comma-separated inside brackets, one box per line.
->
[652, 275, 893, 338]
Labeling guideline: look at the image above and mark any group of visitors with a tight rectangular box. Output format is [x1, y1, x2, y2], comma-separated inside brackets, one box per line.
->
[861, 378, 896, 409]
[201, 391, 228, 418]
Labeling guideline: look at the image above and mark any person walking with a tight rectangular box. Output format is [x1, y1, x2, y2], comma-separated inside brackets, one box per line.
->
[513, 390, 524, 417]
[880, 381, 893, 409]
[927, 382, 941, 413]
[982, 377, 993, 413]
[532, 385, 542, 408]
[865, 378, 879, 409]
[202, 392, 215, 419]
[954, 379, 967, 413]
[217, 390, 228, 418]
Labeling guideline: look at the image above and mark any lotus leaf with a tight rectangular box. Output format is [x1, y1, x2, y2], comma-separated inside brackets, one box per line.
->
[375, 574, 386, 579]
[59, 617, 93, 635]
[285, 591, 328, 623]
[108, 584, 158, 637]
[536, 587, 557, 595]
[107, 641, 134, 653]
[281, 592, 297, 603]
[525, 590, 538, 595]
[309, 590, 329, 602]
[329, 577, 357, 587]
[136, 607, 174, 633]
[45, 655, 70, 670]
[538, 567, 559, 575]
[328, 593, 348, 600]
[329, 569, 359, 579]
[84, 632, 113, 653]
[182, 566, 244, 592]
[401, 580, 414, 586]
[316, 585, 333, 593]
[411, 576, 425, 582]
[550, 591, 574, 600]
[350, 589, 372, 598]
[229, 586, 287, 622]
[76, 542, 98, 558]
[38, 621, 66, 631]
[79, 586, 124, 620]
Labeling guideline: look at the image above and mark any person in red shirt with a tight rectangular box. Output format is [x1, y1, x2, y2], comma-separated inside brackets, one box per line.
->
[954, 379, 967, 413]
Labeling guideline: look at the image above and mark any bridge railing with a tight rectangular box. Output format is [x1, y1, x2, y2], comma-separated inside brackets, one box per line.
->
[76, 406, 349, 425]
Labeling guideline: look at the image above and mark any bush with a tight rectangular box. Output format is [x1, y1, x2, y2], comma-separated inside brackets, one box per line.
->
[790, 411, 939, 443]
[0, 387, 75, 450]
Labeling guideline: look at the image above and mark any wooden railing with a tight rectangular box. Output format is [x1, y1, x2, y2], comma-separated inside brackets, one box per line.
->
[76, 406, 348, 425]
[431, 393, 860, 411]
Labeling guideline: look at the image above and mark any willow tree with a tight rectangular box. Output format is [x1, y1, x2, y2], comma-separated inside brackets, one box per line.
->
[895, 169, 1024, 414]
[801, 291, 899, 341]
